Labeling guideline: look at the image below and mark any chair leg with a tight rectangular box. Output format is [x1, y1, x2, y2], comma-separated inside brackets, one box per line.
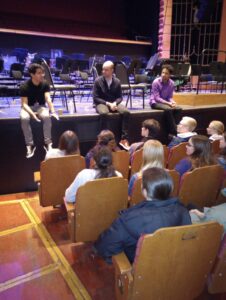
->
[64, 91, 68, 111]
[72, 91, 76, 112]
[142, 89, 145, 109]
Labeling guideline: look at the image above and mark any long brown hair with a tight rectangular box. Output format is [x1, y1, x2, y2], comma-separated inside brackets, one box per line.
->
[190, 135, 215, 169]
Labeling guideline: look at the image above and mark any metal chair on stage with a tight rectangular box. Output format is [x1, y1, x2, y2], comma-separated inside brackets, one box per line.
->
[114, 61, 149, 109]
[41, 59, 77, 112]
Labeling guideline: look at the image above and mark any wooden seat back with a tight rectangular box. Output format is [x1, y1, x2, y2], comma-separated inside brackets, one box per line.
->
[112, 150, 130, 179]
[113, 222, 223, 300]
[211, 139, 220, 155]
[73, 177, 128, 242]
[39, 155, 85, 207]
[130, 148, 143, 177]
[167, 142, 188, 169]
[179, 165, 224, 207]
[129, 169, 180, 207]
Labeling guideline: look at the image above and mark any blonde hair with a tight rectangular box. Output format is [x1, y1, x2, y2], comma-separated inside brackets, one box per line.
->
[181, 116, 197, 132]
[141, 140, 164, 171]
[209, 121, 225, 135]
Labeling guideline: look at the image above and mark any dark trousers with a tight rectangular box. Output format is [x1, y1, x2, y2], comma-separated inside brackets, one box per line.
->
[151, 103, 182, 135]
[96, 104, 130, 139]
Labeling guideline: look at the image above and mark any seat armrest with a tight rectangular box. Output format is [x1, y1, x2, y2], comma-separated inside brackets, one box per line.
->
[34, 171, 41, 183]
[113, 252, 132, 275]
[64, 197, 75, 213]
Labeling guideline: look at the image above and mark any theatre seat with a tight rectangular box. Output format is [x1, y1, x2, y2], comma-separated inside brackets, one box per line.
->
[37, 155, 85, 207]
[129, 169, 180, 206]
[179, 165, 224, 207]
[113, 222, 223, 300]
[167, 142, 188, 169]
[112, 151, 130, 179]
[66, 177, 128, 242]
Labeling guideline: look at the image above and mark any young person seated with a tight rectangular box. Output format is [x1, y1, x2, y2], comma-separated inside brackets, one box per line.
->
[128, 140, 164, 197]
[207, 120, 225, 141]
[120, 118, 160, 156]
[65, 146, 122, 203]
[150, 64, 182, 135]
[85, 129, 119, 168]
[168, 116, 197, 148]
[45, 130, 80, 160]
[175, 135, 215, 177]
[94, 167, 191, 264]
[20, 63, 59, 158]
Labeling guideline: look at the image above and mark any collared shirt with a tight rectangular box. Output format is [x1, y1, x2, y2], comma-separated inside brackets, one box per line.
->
[150, 77, 175, 105]
[93, 75, 122, 106]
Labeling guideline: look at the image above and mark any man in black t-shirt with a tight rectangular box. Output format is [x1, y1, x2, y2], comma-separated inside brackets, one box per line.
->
[20, 63, 58, 158]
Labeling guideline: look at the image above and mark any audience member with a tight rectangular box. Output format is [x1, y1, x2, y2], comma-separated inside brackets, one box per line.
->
[94, 167, 191, 264]
[217, 132, 226, 170]
[65, 147, 122, 203]
[207, 120, 225, 141]
[175, 135, 215, 177]
[128, 140, 164, 196]
[45, 130, 80, 160]
[85, 129, 119, 167]
[168, 116, 197, 148]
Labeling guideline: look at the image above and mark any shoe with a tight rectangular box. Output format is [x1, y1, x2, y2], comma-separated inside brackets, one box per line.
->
[26, 145, 36, 158]
[119, 139, 130, 151]
[44, 143, 53, 153]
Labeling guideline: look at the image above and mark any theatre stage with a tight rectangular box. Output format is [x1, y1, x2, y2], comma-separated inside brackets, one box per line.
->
[0, 92, 225, 195]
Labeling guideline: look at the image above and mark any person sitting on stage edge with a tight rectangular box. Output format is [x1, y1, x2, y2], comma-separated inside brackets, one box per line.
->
[120, 118, 160, 157]
[65, 146, 122, 203]
[45, 130, 80, 160]
[85, 129, 119, 168]
[150, 64, 182, 135]
[20, 63, 59, 158]
[94, 167, 191, 264]
[175, 135, 215, 177]
[207, 120, 225, 141]
[168, 116, 197, 148]
[93, 60, 130, 148]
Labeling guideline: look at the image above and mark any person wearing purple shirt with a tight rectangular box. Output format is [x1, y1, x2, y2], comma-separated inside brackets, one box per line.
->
[150, 64, 182, 135]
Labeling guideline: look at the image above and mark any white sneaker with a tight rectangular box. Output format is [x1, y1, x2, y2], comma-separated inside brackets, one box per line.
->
[44, 143, 53, 152]
[26, 145, 36, 158]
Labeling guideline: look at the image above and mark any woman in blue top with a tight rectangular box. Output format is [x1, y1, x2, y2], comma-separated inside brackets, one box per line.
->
[175, 135, 215, 177]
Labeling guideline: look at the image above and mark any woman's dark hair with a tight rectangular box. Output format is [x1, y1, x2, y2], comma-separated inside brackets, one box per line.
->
[190, 135, 215, 169]
[161, 64, 173, 74]
[59, 130, 80, 155]
[142, 167, 173, 200]
[142, 119, 161, 140]
[28, 63, 44, 75]
[97, 130, 117, 151]
[93, 146, 117, 179]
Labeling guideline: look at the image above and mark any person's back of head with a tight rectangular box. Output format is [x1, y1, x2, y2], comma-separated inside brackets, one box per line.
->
[97, 130, 116, 151]
[190, 135, 214, 168]
[207, 120, 225, 135]
[93, 146, 117, 179]
[142, 167, 173, 200]
[142, 119, 160, 139]
[178, 116, 197, 133]
[59, 130, 80, 155]
[219, 132, 226, 158]
[142, 140, 164, 171]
